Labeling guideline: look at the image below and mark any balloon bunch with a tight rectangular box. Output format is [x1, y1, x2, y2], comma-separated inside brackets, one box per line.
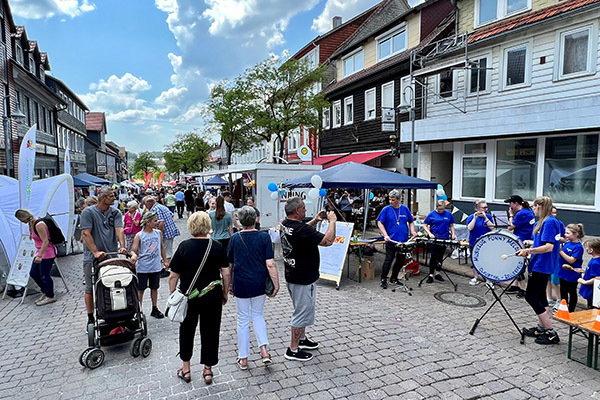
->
[267, 182, 280, 200]
[436, 184, 447, 201]
[308, 175, 326, 199]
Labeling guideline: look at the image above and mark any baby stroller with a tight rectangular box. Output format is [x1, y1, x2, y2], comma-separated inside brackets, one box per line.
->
[79, 254, 151, 369]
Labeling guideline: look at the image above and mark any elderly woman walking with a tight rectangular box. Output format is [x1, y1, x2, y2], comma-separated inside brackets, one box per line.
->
[227, 206, 279, 369]
[169, 212, 230, 385]
[123, 200, 142, 252]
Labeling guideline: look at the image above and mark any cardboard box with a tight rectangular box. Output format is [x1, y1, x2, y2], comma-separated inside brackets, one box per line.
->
[356, 256, 375, 280]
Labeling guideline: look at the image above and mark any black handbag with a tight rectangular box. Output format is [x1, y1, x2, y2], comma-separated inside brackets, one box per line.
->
[237, 232, 275, 295]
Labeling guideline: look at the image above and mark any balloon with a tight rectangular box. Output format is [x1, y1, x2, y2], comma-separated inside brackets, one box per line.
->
[310, 175, 323, 189]
[270, 191, 278, 200]
[437, 184, 443, 189]
[308, 188, 319, 199]
[436, 188, 445, 197]
[267, 182, 278, 192]
[440, 194, 448, 201]
[319, 189, 327, 197]
[369, 192, 374, 200]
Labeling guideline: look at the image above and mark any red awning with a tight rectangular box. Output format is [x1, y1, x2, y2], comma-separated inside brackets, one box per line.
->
[311, 154, 348, 166]
[325, 150, 390, 168]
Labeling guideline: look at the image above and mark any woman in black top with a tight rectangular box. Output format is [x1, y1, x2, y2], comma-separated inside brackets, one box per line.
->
[169, 211, 230, 385]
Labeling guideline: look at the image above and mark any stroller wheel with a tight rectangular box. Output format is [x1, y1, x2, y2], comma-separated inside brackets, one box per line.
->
[140, 338, 152, 358]
[130, 338, 142, 358]
[79, 347, 94, 367]
[87, 323, 96, 347]
[84, 348, 105, 369]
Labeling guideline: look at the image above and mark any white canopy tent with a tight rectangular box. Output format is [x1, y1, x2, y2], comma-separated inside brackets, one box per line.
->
[0, 174, 75, 267]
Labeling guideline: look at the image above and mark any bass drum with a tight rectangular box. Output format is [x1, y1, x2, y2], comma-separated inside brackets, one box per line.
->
[472, 230, 525, 282]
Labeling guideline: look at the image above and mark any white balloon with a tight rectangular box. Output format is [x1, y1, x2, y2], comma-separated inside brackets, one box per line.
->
[436, 188, 445, 197]
[308, 188, 319, 199]
[270, 191, 278, 200]
[310, 175, 323, 189]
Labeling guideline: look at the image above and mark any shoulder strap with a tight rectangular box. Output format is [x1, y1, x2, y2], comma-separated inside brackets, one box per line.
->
[185, 239, 213, 296]
[238, 232, 267, 271]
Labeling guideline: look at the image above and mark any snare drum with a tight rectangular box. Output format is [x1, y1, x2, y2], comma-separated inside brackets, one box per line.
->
[471, 230, 525, 282]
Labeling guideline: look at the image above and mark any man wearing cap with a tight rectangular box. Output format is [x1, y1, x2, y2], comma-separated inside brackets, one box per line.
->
[143, 196, 180, 278]
[505, 195, 535, 297]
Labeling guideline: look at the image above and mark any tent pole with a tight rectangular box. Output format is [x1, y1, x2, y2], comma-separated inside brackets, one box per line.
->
[362, 189, 370, 238]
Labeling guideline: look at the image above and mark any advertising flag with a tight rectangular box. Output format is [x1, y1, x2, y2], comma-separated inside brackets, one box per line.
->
[64, 147, 71, 175]
[18, 124, 37, 210]
[158, 171, 165, 189]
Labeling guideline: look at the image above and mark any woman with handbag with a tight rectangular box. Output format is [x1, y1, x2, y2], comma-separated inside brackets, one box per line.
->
[168, 211, 230, 385]
[227, 206, 279, 370]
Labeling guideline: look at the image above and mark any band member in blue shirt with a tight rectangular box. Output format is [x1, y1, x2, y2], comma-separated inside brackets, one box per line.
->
[423, 200, 455, 283]
[466, 200, 494, 286]
[517, 196, 562, 345]
[376, 190, 416, 289]
[506, 194, 535, 297]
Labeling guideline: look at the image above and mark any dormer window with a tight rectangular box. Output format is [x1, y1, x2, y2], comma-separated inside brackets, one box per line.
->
[15, 43, 23, 65]
[342, 48, 364, 77]
[376, 23, 407, 62]
[39, 65, 45, 80]
[475, 0, 531, 27]
[28, 53, 35, 74]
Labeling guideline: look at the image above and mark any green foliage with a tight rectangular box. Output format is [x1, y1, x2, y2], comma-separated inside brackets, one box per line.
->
[132, 152, 158, 175]
[163, 130, 212, 174]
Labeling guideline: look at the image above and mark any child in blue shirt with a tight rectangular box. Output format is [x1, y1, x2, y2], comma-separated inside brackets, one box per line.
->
[578, 238, 600, 309]
[558, 223, 584, 312]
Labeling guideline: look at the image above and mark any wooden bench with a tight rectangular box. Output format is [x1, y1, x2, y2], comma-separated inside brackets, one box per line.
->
[553, 309, 600, 369]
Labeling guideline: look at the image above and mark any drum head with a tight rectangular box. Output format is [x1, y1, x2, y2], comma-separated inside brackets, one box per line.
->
[472, 230, 524, 282]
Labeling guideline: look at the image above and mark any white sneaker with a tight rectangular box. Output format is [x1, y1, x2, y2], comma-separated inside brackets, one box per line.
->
[547, 299, 555, 307]
[469, 278, 479, 286]
[36, 296, 56, 306]
[36, 294, 46, 303]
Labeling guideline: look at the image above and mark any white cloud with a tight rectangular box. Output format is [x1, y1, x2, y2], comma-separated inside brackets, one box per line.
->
[11, 0, 96, 19]
[80, 73, 151, 112]
[311, 0, 376, 34]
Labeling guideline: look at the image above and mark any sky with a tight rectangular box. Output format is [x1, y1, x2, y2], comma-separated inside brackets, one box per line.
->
[10, 0, 389, 154]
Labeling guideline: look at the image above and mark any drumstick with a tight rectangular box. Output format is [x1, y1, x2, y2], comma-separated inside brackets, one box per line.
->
[501, 254, 518, 260]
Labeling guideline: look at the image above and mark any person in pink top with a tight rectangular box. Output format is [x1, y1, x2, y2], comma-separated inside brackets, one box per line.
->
[124, 200, 142, 252]
[15, 209, 57, 306]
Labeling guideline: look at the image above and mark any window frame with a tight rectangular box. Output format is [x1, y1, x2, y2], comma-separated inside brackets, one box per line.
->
[474, 0, 531, 28]
[555, 24, 597, 81]
[460, 141, 488, 199]
[342, 48, 364, 78]
[332, 100, 342, 128]
[343, 96, 354, 125]
[467, 54, 492, 96]
[322, 107, 330, 129]
[435, 69, 458, 101]
[376, 23, 408, 62]
[381, 81, 395, 110]
[500, 40, 532, 91]
[364, 88, 376, 120]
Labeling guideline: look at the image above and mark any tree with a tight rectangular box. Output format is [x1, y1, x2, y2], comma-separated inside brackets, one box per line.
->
[241, 56, 329, 160]
[163, 130, 212, 175]
[132, 152, 158, 176]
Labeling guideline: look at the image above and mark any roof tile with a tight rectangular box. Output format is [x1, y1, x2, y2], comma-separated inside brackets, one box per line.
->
[86, 112, 105, 132]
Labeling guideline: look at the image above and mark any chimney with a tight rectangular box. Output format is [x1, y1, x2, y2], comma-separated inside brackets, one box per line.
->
[332, 16, 342, 29]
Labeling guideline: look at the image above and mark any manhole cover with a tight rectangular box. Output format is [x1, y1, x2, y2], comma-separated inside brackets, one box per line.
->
[434, 291, 486, 308]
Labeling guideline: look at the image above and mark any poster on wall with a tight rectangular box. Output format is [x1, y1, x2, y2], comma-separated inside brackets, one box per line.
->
[318, 221, 354, 289]
[6, 235, 37, 287]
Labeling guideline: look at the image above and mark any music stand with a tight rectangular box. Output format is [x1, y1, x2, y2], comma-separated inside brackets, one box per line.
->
[492, 211, 509, 228]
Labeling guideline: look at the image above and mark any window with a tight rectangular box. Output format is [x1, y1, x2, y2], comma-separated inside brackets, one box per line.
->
[544, 135, 597, 206]
[503, 43, 530, 89]
[469, 56, 489, 93]
[15, 43, 23, 65]
[34, 102, 40, 127]
[301, 47, 319, 71]
[342, 49, 364, 77]
[381, 81, 394, 109]
[476, 0, 530, 26]
[377, 24, 407, 61]
[365, 88, 376, 120]
[462, 143, 487, 198]
[495, 138, 537, 201]
[438, 70, 454, 98]
[322, 107, 330, 129]
[400, 76, 414, 108]
[28, 54, 35, 74]
[343, 96, 353, 125]
[333, 100, 341, 128]
[558, 26, 593, 79]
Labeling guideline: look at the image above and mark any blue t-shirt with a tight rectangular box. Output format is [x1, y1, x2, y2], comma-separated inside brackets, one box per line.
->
[228, 231, 274, 298]
[528, 216, 561, 275]
[424, 210, 455, 240]
[557, 241, 584, 283]
[512, 208, 535, 241]
[552, 219, 566, 275]
[579, 258, 600, 300]
[466, 213, 493, 247]
[376, 204, 414, 242]
[209, 211, 233, 240]
[175, 191, 185, 201]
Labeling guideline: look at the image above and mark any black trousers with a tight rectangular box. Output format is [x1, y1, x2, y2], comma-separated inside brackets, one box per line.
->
[559, 279, 578, 312]
[179, 289, 222, 366]
[429, 244, 446, 275]
[380, 242, 406, 281]
[176, 201, 185, 218]
[525, 271, 549, 315]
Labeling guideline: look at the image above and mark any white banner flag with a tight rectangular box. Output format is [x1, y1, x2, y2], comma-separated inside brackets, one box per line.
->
[18, 124, 37, 210]
[64, 147, 71, 175]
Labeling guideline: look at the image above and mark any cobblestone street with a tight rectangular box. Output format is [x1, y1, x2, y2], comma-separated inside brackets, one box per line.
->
[1, 217, 599, 399]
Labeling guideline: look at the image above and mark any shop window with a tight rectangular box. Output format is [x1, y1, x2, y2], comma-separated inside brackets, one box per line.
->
[462, 143, 487, 198]
[495, 138, 537, 201]
[544, 135, 597, 206]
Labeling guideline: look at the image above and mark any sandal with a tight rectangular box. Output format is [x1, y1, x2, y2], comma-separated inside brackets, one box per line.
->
[261, 355, 272, 365]
[236, 357, 248, 370]
[203, 366, 213, 385]
[177, 368, 191, 383]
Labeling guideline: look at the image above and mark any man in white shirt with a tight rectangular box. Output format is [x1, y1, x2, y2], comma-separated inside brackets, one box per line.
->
[223, 191, 240, 229]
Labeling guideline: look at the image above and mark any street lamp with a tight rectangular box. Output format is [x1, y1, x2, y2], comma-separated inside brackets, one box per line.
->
[398, 84, 416, 213]
[3, 95, 26, 177]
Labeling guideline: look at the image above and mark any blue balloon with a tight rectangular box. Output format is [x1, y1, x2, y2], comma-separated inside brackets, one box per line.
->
[267, 182, 277, 192]
[440, 194, 448, 201]
[369, 192, 374, 200]
[319, 189, 327, 197]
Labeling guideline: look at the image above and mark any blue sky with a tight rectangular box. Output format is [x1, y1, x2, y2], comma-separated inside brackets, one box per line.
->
[12, 0, 381, 153]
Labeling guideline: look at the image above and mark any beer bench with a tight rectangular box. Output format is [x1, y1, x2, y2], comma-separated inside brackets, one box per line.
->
[553, 309, 600, 369]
